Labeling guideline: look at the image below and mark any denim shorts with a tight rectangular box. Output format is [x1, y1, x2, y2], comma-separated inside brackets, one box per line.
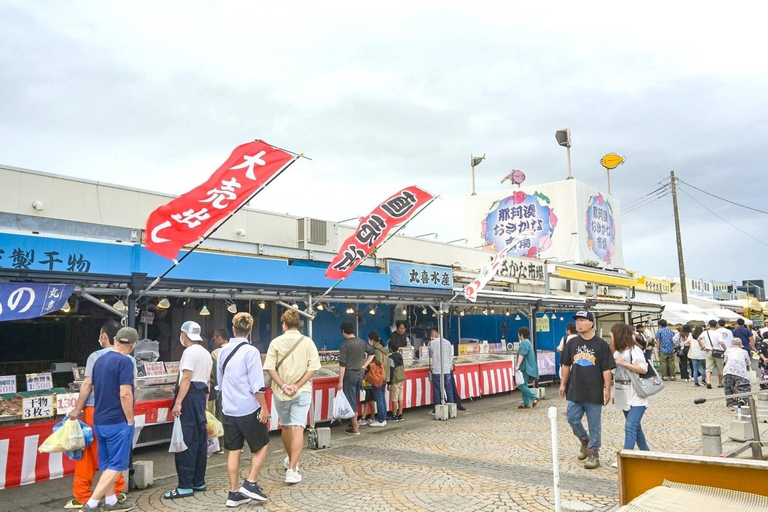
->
[273, 391, 311, 427]
[94, 422, 134, 471]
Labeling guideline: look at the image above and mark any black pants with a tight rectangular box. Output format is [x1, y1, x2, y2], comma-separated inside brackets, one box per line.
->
[678, 350, 689, 380]
[174, 385, 208, 489]
[451, 371, 462, 405]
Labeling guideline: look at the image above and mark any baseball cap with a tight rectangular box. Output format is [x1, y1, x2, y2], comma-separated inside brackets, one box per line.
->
[572, 310, 595, 323]
[115, 327, 139, 344]
[180, 321, 203, 341]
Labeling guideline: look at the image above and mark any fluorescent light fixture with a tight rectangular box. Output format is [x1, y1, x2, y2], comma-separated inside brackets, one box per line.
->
[157, 298, 170, 309]
[200, 305, 210, 316]
[226, 300, 237, 314]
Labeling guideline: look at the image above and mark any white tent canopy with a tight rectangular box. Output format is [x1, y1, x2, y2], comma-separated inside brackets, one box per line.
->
[657, 301, 718, 325]
[707, 307, 753, 324]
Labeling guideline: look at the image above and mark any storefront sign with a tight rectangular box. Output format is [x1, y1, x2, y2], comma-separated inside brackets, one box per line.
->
[0, 375, 16, 394]
[140, 311, 155, 325]
[737, 291, 749, 300]
[497, 255, 545, 282]
[25, 372, 53, 392]
[22, 396, 53, 419]
[640, 277, 671, 294]
[714, 290, 735, 300]
[318, 351, 340, 365]
[142, 362, 166, 376]
[0, 283, 75, 322]
[481, 190, 558, 258]
[56, 393, 78, 414]
[164, 362, 180, 375]
[388, 260, 453, 290]
[536, 316, 550, 332]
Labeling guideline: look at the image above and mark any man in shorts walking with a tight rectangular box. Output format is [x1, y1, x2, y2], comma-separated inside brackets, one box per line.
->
[81, 327, 139, 512]
[264, 308, 321, 484]
[217, 313, 271, 507]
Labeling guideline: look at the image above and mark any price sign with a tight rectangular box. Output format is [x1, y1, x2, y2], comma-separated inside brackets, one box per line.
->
[140, 310, 155, 325]
[56, 393, 79, 414]
[26, 372, 53, 391]
[143, 362, 166, 377]
[164, 361, 180, 375]
[0, 375, 16, 394]
[536, 316, 550, 332]
[22, 395, 53, 419]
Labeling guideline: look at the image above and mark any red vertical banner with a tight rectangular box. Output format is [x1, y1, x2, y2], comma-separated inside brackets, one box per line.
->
[326, 186, 435, 280]
[144, 141, 295, 261]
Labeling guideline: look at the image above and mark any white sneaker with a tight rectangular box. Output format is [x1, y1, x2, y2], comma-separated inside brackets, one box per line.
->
[369, 420, 387, 427]
[283, 456, 298, 471]
[285, 469, 302, 484]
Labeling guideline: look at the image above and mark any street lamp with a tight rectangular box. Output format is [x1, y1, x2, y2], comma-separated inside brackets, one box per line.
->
[470, 154, 486, 195]
[555, 129, 572, 180]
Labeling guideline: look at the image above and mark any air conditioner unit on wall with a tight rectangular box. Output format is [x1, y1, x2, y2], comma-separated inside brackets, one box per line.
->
[298, 218, 328, 245]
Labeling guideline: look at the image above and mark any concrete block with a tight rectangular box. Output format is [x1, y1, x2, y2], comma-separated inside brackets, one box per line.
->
[701, 423, 722, 456]
[728, 420, 754, 442]
[536, 388, 546, 399]
[447, 403, 457, 419]
[132, 461, 153, 489]
[434, 404, 450, 421]
[315, 427, 331, 449]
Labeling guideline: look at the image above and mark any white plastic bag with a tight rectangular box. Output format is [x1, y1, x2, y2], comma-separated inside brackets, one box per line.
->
[168, 417, 188, 453]
[332, 390, 356, 420]
[514, 370, 525, 387]
[207, 437, 220, 454]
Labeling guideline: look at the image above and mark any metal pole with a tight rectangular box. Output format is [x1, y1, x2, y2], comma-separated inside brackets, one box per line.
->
[606, 168, 611, 194]
[306, 294, 313, 338]
[566, 146, 573, 180]
[748, 395, 763, 460]
[548, 406, 562, 512]
[471, 155, 477, 196]
[437, 301, 446, 405]
[670, 171, 688, 304]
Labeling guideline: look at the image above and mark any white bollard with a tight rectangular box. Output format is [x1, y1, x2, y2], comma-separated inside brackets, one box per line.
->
[548, 406, 561, 512]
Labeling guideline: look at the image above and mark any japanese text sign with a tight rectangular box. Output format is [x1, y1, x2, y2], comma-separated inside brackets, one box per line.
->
[496, 255, 545, 282]
[388, 260, 453, 290]
[482, 190, 557, 258]
[26, 372, 53, 391]
[0, 283, 74, 322]
[145, 140, 295, 260]
[22, 396, 53, 419]
[585, 193, 616, 264]
[0, 375, 16, 394]
[164, 361, 180, 375]
[640, 277, 671, 294]
[142, 362, 166, 377]
[56, 393, 79, 415]
[326, 186, 435, 280]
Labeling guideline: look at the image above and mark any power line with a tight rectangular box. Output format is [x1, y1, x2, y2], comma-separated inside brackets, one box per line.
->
[678, 188, 768, 247]
[621, 177, 670, 205]
[678, 179, 768, 216]
[623, 188, 670, 215]
[623, 184, 670, 209]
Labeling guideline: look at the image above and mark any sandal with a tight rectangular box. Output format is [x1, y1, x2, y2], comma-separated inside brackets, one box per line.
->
[163, 488, 194, 499]
[531, 399, 539, 408]
[518, 404, 530, 409]
[192, 484, 206, 492]
[344, 428, 361, 435]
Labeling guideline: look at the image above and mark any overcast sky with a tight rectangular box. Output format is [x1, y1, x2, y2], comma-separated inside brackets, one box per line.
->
[2, 2, 767, 286]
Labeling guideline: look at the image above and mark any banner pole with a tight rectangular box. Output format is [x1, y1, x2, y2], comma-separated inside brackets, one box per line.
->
[139, 152, 303, 298]
[317, 195, 439, 300]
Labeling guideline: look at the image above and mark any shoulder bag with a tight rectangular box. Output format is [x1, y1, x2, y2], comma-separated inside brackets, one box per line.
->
[265, 336, 305, 389]
[365, 345, 387, 387]
[628, 359, 665, 398]
[706, 331, 724, 358]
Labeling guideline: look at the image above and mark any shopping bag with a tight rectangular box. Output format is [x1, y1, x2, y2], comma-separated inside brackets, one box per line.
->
[39, 419, 85, 453]
[206, 437, 220, 454]
[332, 390, 356, 420]
[205, 410, 224, 439]
[514, 371, 525, 387]
[168, 417, 188, 453]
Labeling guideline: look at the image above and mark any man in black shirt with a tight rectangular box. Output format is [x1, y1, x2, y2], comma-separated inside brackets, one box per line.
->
[337, 322, 374, 435]
[559, 310, 615, 469]
[388, 321, 409, 351]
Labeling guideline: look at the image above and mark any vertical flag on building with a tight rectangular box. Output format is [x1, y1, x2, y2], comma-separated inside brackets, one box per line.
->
[144, 140, 296, 261]
[463, 232, 534, 302]
[326, 186, 435, 280]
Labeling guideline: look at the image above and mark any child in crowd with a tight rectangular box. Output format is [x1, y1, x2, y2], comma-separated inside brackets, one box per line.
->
[358, 379, 375, 426]
[388, 345, 405, 421]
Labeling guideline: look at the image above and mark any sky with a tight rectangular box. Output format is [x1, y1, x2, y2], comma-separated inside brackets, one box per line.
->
[1, 1, 767, 285]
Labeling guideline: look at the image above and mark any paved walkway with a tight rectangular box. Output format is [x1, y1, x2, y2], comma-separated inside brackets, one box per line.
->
[5, 380, 764, 511]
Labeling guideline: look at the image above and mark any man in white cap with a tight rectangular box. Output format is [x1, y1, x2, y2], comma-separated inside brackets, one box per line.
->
[163, 321, 212, 500]
[559, 310, 615, 470]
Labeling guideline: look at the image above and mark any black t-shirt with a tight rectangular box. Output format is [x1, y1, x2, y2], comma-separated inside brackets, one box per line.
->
[561, 334, 616, 405]
[389, 331, 408, 351]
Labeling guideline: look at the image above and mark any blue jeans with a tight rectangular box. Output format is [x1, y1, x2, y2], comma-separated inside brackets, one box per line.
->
[566, 401, 603, 452]
[518, 371, 538, 406]
[622, 406, 650, 450]
[372, 383, 387, 423]
[691, 359, 706, 384]
[431, 373, 455, 408]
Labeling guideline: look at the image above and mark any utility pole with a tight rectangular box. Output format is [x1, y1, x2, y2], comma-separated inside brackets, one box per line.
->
[670, 171, 688, 304]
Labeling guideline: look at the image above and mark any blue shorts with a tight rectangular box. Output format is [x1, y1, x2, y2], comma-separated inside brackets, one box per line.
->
[273, 392, 311, 427]
[94, 422, 134, 471]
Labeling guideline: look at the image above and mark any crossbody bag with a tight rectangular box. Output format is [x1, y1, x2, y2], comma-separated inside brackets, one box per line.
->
[706, 331, 724, 358]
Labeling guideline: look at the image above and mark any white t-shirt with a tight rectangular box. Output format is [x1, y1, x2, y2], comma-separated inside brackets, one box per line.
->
[688, 334, 707, 360]
[557, 334, 577, 353]
[716, 328, 733, 349]
[179, 343, 213, 384]
[613, 346, 649, 411]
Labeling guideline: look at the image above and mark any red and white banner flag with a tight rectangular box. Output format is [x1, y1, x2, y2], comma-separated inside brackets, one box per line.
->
[144, 141, 295, 261]
[326, 186, 435, 280]
[463, 232, 535, 302]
